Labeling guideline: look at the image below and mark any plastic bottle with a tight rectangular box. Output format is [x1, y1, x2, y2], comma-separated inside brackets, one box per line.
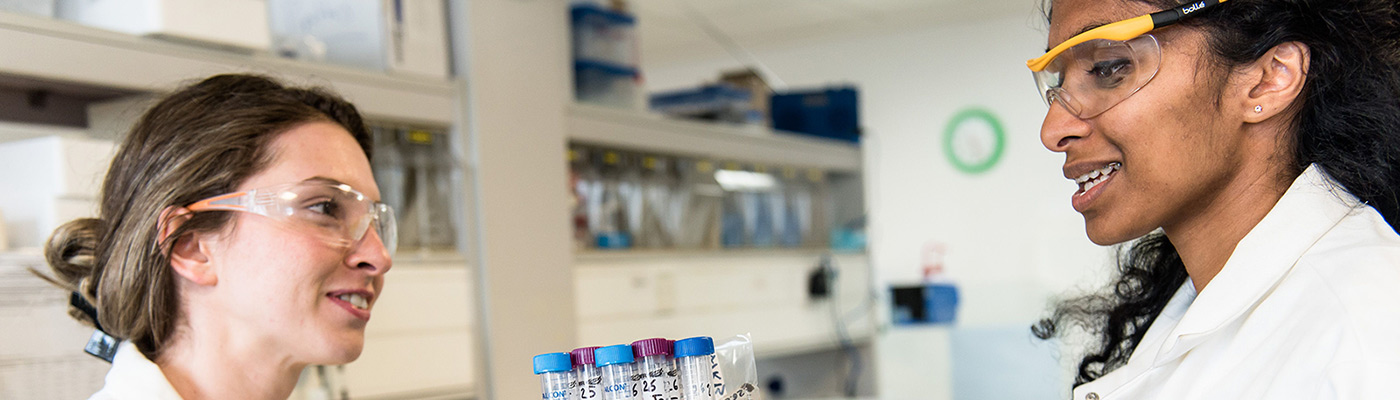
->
[631, 338, 680, 400]
[570, 148, 596, 250]
[778, 167, 808, 247]
[638, 156, 674, 248]
[618, 154, 645, 247]
[596, 344, 637, 400]
[572, 346, 603, 400]
[592, 151, 631, 248]
[922, 243, 960, 324]
[676, 158, 722, 249]
[673, 336, 716, 400]
[535, 352, 576, 400]
[719, 162, 748, 248]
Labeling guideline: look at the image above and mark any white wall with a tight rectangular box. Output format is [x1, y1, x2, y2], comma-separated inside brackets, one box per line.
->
[644, 11, 1118, 398]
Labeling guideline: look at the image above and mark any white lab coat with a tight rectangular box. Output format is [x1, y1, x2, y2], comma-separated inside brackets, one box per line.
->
[89, 341, 183, 400]
[1073, 165, 1400, 400]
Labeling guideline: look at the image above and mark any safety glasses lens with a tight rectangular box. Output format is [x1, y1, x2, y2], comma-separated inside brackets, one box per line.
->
[272, 183, 396, 255]
[1033, 35, 1160, 118]
[375, 204, 397, 257]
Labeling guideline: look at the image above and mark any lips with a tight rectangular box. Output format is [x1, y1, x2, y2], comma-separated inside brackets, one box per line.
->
[326, 289, 374, 321]
[1074, 162, 1120, 195]
[1068, 162, 1121, 212]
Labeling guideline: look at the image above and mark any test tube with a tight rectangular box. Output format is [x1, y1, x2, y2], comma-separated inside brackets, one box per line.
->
[572, 346, 603, 400]
[674, 336, 716, 400]
[535, 352, 575, 400]
[595, 344, 637, 400]
[631, 338, 681, 400]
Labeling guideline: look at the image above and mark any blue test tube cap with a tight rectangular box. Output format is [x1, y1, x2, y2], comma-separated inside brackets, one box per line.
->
[595, 344, 635, 367]
[534, 352, 573, 374]
[673, 336, 715, 358]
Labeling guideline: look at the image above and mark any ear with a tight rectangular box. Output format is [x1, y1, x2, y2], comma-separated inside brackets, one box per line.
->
[1242, 41, 1310, 123]
[158, 206, 218, 286]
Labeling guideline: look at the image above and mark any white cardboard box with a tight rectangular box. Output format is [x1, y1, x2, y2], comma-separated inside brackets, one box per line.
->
[0, 0, 54, 17]
[0, 136, 113, 249]
[56, 0, 271, 52]
[267, 0, 450, 78]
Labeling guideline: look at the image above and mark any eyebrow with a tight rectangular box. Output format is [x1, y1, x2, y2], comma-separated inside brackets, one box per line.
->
[1045, 21, 1113, 52]
[303, 176, 347, 186]
[303, 176, 383, 202]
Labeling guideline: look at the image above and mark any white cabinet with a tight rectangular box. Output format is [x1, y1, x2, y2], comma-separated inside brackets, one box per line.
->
[574, 251, 876, 358]
[344, 263, 476, 399]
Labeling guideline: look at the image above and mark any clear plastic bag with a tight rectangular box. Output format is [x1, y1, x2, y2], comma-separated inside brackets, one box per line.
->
[712, 334, 760, 400]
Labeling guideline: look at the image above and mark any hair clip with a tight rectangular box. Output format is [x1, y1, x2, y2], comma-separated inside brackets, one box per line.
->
[71, 292, 121, 363]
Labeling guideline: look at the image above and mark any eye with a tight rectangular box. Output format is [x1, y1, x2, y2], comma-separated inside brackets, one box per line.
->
[306, 199, 343, 218]
[1088, 58, 1134, 87]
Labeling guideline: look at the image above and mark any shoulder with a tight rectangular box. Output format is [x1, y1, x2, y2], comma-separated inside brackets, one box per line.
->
[1287, 205, 1400, 358]
[88, 342, 184, 400]
[1299, 204, 1400, 293]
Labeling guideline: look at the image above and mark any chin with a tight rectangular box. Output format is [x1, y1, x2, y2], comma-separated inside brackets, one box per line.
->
[310, 334, 366, 365]
[1083, 217, 1147, 246]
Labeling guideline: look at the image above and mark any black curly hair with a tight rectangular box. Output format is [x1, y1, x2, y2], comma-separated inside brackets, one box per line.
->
[1032, 0, 1400, 387]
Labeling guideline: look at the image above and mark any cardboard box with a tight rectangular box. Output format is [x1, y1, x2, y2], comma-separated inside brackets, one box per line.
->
[56, 0, 271, 52]
[0, 136, 113, 249]
[267, 0, 450, 78]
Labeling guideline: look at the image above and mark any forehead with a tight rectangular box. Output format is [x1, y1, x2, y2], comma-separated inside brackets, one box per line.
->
[243, 121, 378, 197]
[1047, 0, 1157, 46]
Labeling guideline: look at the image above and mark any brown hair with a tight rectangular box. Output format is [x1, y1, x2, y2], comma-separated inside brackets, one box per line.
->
[38, 74, 372, 359]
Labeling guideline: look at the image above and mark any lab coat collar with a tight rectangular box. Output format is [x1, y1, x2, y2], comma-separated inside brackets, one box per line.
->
[97, 341, 183, 399]
[1153, 164, 1361, 364]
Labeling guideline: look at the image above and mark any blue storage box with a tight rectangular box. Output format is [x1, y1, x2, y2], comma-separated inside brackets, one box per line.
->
[770, 87, 860, 143]
[575, 60, 638, 108]
[570, 3, 636, 66]
[890, 283, 960, 325]
[649, 84, 758, 123]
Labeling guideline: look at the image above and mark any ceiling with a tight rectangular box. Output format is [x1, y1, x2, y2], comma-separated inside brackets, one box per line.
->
[631, 0, 1040, 65]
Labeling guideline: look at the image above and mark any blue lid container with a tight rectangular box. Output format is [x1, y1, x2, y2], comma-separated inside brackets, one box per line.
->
[595, 344, 636, 367]
[534, 352, 573, 374]
[570, 3, 636, 26]
[673, 336, 715, 358]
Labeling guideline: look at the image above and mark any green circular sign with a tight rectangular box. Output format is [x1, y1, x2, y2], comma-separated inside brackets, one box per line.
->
[942, 107, 1007, 174]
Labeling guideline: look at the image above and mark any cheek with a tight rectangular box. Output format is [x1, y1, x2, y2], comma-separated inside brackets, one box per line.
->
[216, 221, 341, 299]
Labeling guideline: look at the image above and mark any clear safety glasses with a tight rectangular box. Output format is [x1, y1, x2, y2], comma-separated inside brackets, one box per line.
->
[1026, 0, 1228, 118]
[1033, 34, 1162, 119]
[187, 181, 398, 257]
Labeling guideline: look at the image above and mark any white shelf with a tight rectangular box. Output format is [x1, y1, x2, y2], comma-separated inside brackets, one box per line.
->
[567, 104, 863, 172]
[0, 11, 457, 126]
[575, 248, 865, 264]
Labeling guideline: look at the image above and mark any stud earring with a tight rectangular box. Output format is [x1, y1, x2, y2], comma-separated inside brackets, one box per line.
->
[1254, 105, 1263, 113]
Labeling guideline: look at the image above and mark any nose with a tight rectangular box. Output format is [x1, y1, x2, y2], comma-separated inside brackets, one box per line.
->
[346, 227, 393, 276]
[1040, 99, 1091, 153]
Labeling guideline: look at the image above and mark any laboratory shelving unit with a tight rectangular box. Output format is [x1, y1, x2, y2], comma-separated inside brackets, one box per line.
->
[565, 104, 876, 360]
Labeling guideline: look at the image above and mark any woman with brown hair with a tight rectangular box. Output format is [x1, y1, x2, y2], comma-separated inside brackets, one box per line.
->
[39, 74, 395, 399]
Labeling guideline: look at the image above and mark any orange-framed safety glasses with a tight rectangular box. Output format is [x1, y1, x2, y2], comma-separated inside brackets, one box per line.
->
[187, 180, 397, 257]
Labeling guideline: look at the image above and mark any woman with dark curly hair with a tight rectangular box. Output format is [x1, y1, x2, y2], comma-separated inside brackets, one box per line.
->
[1026, 0, 1400, 398]
[37, 74, 395, 399]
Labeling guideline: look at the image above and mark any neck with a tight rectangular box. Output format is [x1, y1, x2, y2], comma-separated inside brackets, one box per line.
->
[1163, 161, 1294, 294]
[155, 312, 304, 400]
